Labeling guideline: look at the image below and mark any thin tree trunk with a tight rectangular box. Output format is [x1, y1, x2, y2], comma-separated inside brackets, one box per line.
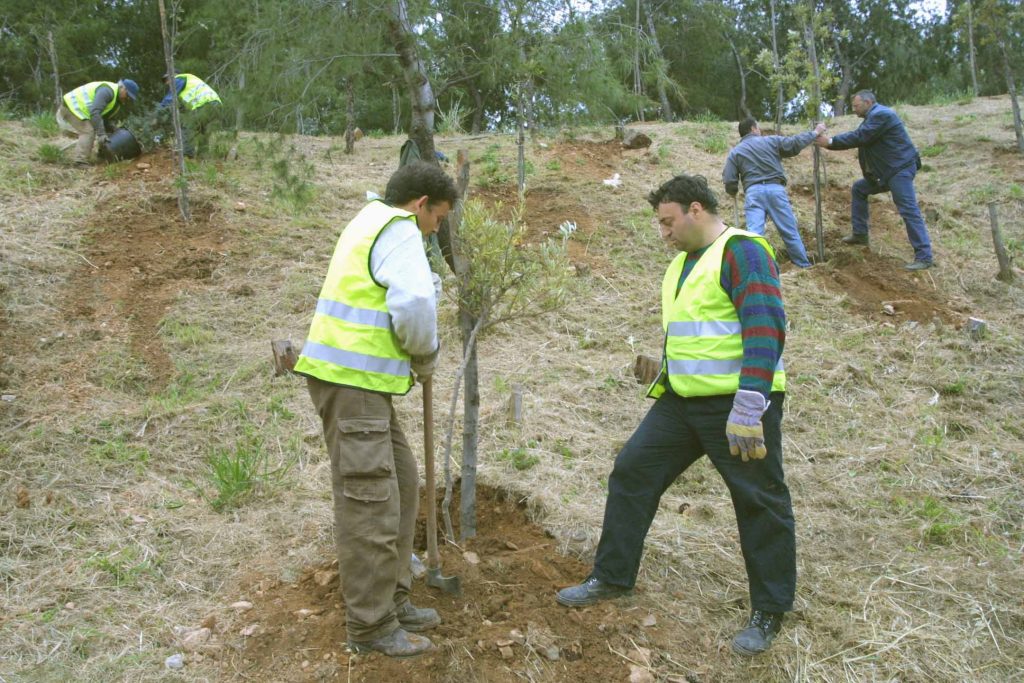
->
[392, 83, 401, 135]
[158, 0, 190, 222]
[728, 37, 751, 119]
[633, 0, 644, 121]
[967, 0, 979, 97]
[999, 41, 1024, 154]
[468, 83, 483, 134]
[457, 308, 480, 540]
[46, 30, 60, 109]
[832, 34, 854, 117]
[517, 83, 526, 198]
[235, 68, 245, 130]
[770, 0, 784, 132]
[344, 78, 356, 154]
[644, 0, 673, 122]
[804, 16, 825, 262]
[387, 0, 436, 164]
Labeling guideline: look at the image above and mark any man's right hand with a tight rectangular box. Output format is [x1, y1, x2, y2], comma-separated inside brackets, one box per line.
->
[411, 346, 439, 383]
[813, 122, 827, 137]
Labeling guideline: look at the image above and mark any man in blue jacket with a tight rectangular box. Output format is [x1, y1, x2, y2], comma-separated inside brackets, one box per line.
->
[816, 90, 934, 270]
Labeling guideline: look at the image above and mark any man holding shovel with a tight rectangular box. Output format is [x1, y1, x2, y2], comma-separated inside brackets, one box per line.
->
[294, 161, 457, 658]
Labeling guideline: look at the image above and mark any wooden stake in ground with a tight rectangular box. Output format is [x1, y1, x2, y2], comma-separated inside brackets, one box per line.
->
[157, 0, 190, 221]
[46, 31, 61, 110]
[987, 202, 1015, 283]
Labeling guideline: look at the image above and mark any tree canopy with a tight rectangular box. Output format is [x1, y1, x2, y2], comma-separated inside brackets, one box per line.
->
[1, 0, 1021, 131]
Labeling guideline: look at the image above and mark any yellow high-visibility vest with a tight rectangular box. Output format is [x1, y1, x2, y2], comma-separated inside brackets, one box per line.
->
[648, 227, 786, 399]
[63, 82, 119, 121]
[175, 74, 221, 111]
[293, 201, 419, 395]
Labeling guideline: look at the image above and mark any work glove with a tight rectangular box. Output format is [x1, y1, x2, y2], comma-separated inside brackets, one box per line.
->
[431, 271, 443, 300]
[97, 134, 109, 146]
[726, 389, 769, 462]
[411, 345, 439, 384]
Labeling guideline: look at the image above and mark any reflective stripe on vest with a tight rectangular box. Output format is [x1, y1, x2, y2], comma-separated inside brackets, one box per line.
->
[293, 201, 418, 395]
[176, 74, 221, 111]
[63, 82, 119, 121]
[648, 227, 786, 399]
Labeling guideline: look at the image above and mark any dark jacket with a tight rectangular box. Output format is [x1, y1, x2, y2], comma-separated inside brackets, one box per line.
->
[828, 103, 919, 185]
[723, 129, 817, 196]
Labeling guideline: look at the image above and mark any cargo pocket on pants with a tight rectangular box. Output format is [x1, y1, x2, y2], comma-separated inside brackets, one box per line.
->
[336, 417, 394, 503]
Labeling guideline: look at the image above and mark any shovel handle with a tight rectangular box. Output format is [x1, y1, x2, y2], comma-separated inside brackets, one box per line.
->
[422, 378, 440, 570]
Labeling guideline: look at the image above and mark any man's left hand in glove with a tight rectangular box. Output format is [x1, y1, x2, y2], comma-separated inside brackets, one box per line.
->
[411, 345, 439, 384]
[726, 389, 769, 462]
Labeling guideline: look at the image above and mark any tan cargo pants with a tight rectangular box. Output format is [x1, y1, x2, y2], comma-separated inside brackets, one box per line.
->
[56, 104, 96, 163]
[306, 376, 419, 641]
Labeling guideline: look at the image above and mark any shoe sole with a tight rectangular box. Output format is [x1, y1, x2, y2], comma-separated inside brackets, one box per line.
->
[347, 641, 435, 658]
[555, 590, 632, 607]
[731, 641, 767, 657]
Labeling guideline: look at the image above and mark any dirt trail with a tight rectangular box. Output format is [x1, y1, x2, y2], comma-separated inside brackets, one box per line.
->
[62, 152, 230, 388]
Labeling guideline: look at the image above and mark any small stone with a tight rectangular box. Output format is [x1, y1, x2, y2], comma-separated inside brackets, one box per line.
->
[239, 623, 261, 637]
[180, 627, 211, 652]
[301, 660, 310, 669]
[1, 394, 16, 402]
[641, 614, 657, 627]
[322, 653, 331, 660]
[234, 202, 247, 211]
[882, 304, 896, 316]
[230, 601, 253, 612]
[495, 639, 514, 648]
[165, 653, 185, 670]
[410, 553, 427, 579]
[295, 608, 316, 620]
[629, 665, 655, 683]
[64, 602, 76, 610]
[543, 645, 560, 661]
[499, 645, 513, 659]
[508, 628, 525, 644]
[136, 162, 151, 170]
[463, 551, 480, 565]
[314, 569, 338, 587]
[504, 540, 519, 551]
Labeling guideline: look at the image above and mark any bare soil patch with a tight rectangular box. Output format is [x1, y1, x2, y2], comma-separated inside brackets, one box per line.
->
[224, 484, 693, 682]
[549, 140, 625, 182]
[62, 151, 230, 388]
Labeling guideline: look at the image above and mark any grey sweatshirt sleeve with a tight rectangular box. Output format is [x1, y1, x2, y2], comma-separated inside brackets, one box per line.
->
[722, 151, 740, 196]
[89, 84, 116, 136]
[370, 218, 439, 358]
[774, 129, 818, 158]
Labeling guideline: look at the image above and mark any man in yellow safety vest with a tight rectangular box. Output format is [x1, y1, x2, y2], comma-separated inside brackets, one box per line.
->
[159, 73, 222, 157]
[56, 79, 139, 165]
[556, 173, 797, 657]
[294, 161, 457, 658]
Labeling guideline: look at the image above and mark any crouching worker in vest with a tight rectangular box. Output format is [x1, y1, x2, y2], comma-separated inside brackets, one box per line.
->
[56, 79, 139, 166]
[556, 174, 797, 657]
[294, 161, 456, 658]
[159, 73, 222, 157]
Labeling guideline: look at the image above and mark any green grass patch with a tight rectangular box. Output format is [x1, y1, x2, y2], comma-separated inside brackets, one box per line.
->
[86, 546, 157, 587]
[23, 111, 59, 136]
[160, 317, 214, 347]
[919, 143, 947, 158]
[88, 439, 151, 466]
[202, 429, 292, 511]
[496, 445, 540, 471]
[36, 142, 66, 164]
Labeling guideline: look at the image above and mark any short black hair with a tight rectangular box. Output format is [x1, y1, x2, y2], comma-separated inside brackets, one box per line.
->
[384, 161, 458, 207]
[648, 174, 718, 214]
[853, 89, 876, 103]
[738, 117, 757, 137]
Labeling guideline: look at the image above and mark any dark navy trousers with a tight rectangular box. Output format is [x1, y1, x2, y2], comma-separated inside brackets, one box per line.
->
[852, 169, 933, 262]
[592, 392, 796, 613]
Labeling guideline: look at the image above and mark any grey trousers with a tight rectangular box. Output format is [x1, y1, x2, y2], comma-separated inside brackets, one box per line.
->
[56, 104, 96, 163]
[306, 376, 419, 641]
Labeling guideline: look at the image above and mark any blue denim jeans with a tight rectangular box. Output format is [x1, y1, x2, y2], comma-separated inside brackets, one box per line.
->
[852, 170, 933, 262]
[744, 183, 812, 268]
[592, 392, 796, 613]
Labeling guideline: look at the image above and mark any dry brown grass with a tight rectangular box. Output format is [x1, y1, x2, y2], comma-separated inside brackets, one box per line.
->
[2, 95, 1023, 681]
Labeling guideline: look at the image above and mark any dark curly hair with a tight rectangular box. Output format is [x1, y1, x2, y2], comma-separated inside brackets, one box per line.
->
[647, 174, 718, 214]
[384, 161, 458, 207]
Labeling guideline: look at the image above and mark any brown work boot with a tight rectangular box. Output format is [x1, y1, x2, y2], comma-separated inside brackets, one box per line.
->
[395, 601, 441, 632]
[348, 628, 434, 658]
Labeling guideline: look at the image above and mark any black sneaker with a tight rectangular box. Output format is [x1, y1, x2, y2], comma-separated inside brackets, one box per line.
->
[841, 233, 869, 245]
[903, 259, 934, 271]
[348, 628, 434, 658]
[555, 576, 632, 607]
[732, 610, 784, 656]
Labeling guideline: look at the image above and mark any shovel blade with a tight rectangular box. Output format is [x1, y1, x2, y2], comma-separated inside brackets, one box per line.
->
[426, 568, 461, 594]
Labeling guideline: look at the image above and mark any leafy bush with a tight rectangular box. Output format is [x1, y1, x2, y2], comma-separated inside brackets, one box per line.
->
[24, 111, 59, 136]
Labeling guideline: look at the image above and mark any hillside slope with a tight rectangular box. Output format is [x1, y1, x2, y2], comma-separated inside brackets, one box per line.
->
[1, 97, 1022, 682]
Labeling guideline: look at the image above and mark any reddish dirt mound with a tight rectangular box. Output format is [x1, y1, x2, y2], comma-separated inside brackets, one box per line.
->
[473, 183, 608, 273]
[549, 140, 625, 182]
[63, 151, 229, 387]
[224, 484, 692, 682]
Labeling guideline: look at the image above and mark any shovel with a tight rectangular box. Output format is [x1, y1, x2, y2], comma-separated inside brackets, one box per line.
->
[422, 378, 460, 594]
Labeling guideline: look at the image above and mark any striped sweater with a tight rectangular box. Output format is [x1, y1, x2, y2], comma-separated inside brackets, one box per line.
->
[675, 236, 786, 398]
